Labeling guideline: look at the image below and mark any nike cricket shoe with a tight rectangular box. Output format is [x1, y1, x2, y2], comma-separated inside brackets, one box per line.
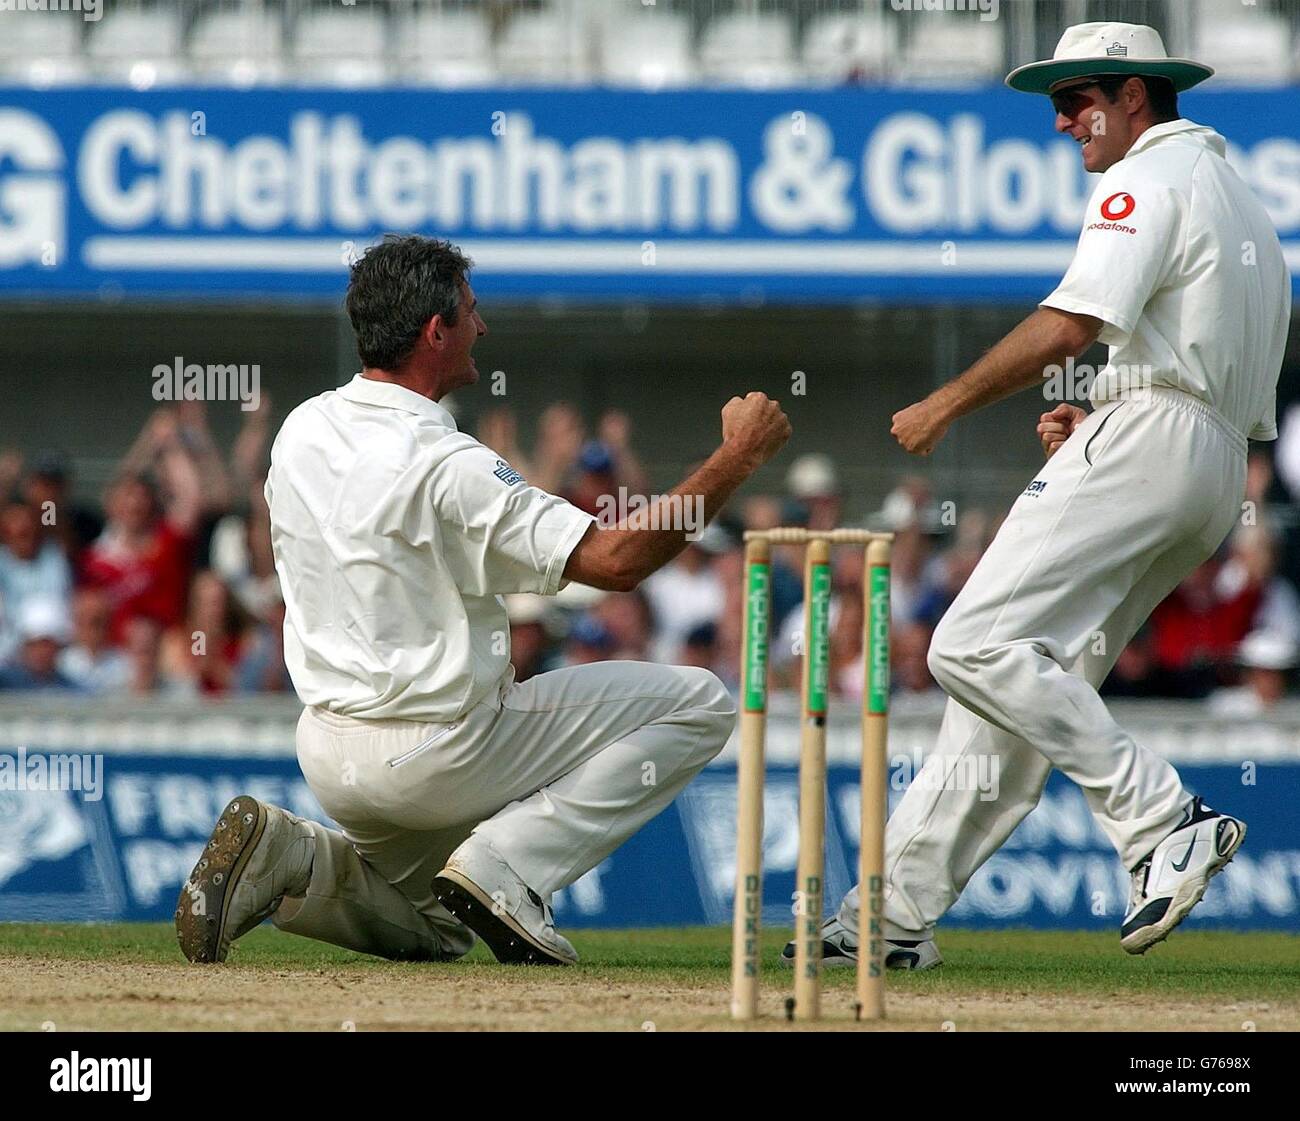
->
[1120, 796, 1246, 955]
[432, 837, 578, 966]
[779, 915, 942, 971]
[175, 796, 315, 963]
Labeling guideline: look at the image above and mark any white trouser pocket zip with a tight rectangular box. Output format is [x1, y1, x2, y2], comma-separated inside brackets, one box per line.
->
[387, 723, 459, 768]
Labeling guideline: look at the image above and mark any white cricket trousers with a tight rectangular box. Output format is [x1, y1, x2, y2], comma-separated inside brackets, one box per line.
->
[273, 661, 735, 959]
[840, 387, 1247, 940]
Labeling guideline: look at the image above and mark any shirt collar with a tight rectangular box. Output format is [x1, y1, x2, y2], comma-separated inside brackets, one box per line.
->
[1122, 119, 1202, 159]
[337, 373, 458, 429]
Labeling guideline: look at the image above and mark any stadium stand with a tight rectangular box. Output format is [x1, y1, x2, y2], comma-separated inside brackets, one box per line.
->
[1, 0, 1297, 88]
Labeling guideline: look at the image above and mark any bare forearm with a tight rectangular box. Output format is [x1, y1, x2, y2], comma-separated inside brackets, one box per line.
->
[566, 444, 755, 590]
[187, 431, 233, 511]
[119, 427, 160, 476]
[231, 422, 269, 493]
[930, 308, 1099, 424]
[622, 444, 751, 575]
[158, 445, 204, 533]
[565, 391, 789, 591]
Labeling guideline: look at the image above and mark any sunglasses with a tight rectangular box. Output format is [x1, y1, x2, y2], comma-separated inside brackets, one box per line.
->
[1049, 83, 1101, 118]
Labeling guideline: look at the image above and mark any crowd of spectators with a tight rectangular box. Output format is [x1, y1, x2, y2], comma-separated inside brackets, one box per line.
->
[2, 396, 1298, 714]
[487, 402, 1300, 717]
[0, 399, 286, 698]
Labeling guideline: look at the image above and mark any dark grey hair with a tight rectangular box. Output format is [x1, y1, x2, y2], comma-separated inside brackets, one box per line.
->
[345, 235, 474, 370]
[1095, 75, 1179, 123]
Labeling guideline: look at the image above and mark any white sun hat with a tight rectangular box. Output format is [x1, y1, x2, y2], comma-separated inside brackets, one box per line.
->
[1006, 22, 1213, 95]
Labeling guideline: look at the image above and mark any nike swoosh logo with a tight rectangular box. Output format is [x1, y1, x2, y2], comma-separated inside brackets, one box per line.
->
[1170, 839, 1196, 872]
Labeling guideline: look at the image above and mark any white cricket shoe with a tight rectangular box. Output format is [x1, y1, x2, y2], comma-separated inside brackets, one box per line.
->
[1120, 796, 1246, 955]
[432, 837, 578, 966]
[780, 915, 942, 971]
[176, 795, 315, 963]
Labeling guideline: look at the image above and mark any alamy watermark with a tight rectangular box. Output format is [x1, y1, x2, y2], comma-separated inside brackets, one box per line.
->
[0, 0, 101, 21]
[152, 358, 261, 412]
[594, 487, 705, 539]
[1043, 358, 1154, 402]
[0, 748, 103, 801]
[890, 0, 999, 22]
[890, 746, 999, 802]
[50, 1053, 150, 1101]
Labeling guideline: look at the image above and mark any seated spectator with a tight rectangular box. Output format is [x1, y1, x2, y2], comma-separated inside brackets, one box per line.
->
[0, 597, 77, 691]
[565, 440, 619, 517]
[0, 499, 72, 663]
[504, 593, 561, 683]
[58, 587, 131, 695]
[679, 620, 720, 673]
[787, 453, 842, 532]
[1216, 523, 1300, 645]
[563, 613, 617, 666]
[643, 523, 729, 663]
[123, 616, 166, 696]
[1209, 630, 1296, 717]
[21, 453, 104, 566]
[592, 589, 655, 661]
[910, 542, 983, 631]
[1149, 549, 1267, 696]
[158, 570, 249, 695]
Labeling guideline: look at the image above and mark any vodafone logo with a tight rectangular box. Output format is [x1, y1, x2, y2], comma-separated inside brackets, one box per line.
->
[1100, 192, 1136, 221]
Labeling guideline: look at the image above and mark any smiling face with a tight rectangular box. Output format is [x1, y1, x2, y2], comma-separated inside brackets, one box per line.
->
[1051, 79, 1139, 173]
[428, 279, 487, 396]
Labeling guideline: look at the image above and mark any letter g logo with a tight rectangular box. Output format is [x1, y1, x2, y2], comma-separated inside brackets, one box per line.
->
[0, 110, 66, 268]
[1099, 191, 1135, 221]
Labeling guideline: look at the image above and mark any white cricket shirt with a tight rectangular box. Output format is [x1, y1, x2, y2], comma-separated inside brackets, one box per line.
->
[266, 374, 594, 721]
[1042, 119, 1291, 442]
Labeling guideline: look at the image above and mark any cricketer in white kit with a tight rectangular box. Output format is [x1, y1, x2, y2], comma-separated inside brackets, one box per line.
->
[176, 235, 791, 966]
[794, 23, 1291, 972]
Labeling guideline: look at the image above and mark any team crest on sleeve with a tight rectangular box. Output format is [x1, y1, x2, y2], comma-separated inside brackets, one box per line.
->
[492, 459, 524, 486]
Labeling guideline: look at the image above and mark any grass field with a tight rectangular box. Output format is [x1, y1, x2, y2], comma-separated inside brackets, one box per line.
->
[1, 924, 1296, 1031]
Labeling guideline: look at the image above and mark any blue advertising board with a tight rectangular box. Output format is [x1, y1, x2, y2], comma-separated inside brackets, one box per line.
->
[3, 753, 1296, 934]
[1, 86, 1297, 301]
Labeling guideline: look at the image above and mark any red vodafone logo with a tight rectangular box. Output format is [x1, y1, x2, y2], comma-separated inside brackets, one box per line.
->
[1100, 192, 1136, 221]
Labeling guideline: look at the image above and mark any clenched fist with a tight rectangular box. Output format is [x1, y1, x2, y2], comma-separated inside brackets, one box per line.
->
[1037, 403, 1088, 459]
[722, 392, 792, 471]
[891, 398, 951, 456]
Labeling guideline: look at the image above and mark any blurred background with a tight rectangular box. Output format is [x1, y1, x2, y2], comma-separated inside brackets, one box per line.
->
[1, 0, 1297, 931]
